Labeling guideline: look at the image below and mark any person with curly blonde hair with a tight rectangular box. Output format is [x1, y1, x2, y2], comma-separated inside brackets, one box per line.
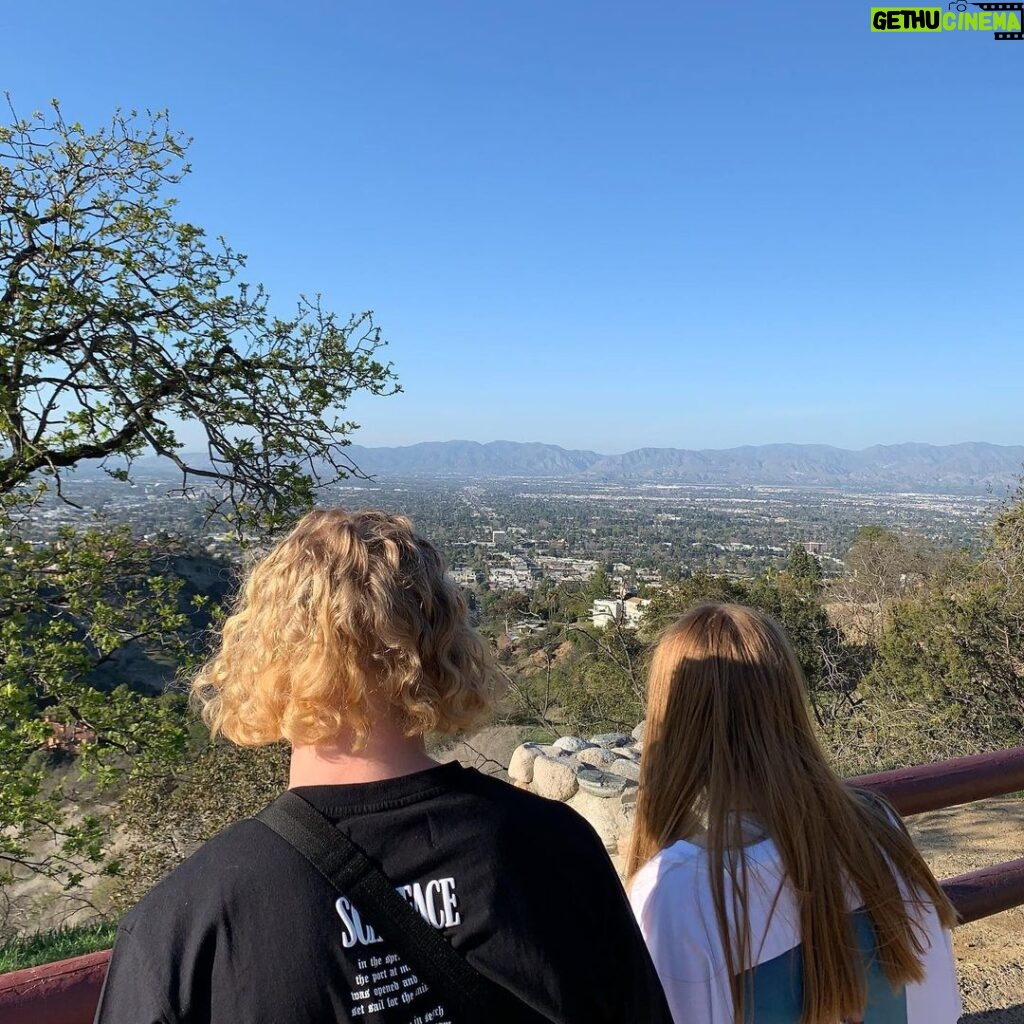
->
[193, 507, 501, 763]
[97, 508, 673, 1024]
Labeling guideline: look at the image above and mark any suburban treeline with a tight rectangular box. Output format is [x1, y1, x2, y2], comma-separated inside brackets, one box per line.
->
[495, 488, 1024, 775]
[100, 481, 1024, 910]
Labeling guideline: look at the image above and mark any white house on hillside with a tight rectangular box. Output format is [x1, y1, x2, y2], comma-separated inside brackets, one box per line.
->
[623, 596, 651, 627]
[592, 598, 623, 629]
[592, 596, 651, 629]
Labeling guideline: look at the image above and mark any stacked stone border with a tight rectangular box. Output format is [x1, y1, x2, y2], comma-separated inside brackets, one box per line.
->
[509, 721, 645, 869]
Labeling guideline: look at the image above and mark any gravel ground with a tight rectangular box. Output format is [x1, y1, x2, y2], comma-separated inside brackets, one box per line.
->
[907, 795, 1024, 1024]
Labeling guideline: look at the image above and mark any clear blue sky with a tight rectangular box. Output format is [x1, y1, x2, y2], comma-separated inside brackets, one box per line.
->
[4, 1, 1022, 453]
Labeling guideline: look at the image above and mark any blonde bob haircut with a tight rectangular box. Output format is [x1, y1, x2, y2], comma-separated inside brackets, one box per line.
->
[192, 508, 502, 748]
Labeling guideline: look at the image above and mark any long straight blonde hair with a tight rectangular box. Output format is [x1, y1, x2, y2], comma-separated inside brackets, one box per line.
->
[626, 603, 956, 1024]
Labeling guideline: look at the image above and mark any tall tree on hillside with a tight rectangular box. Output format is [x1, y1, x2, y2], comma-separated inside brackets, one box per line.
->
[864, 482, 1024, 755]
[0, 99, 399, 891]
[585, 562, 613, 602]
[834, 526, 946, 641]
[786, 544, 822, 588]
[0, 98, 398, 519]
[639, 570, 748, 638]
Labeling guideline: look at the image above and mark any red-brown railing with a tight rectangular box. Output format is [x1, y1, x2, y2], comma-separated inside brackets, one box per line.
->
[853, 745, 1024, 923]
[0, 949, 110, 1024]
[2, 746, 1023, 1024]
[853, 745, 1024, 816]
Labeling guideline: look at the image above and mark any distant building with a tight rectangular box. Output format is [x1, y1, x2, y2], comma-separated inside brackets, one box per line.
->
[592, 598, 623, 629]
[622, 596, 651, 628]
[492, 530, 509, 547]
[592, 595, 650, 629]
[636, 568, 663, 584]
[804, 541, 827, 555]
[448, 567, 478, 588]
[536, 556, 597, 584]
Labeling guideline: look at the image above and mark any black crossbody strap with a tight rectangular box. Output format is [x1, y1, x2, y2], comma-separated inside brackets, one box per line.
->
[256, 790, 535, 1023]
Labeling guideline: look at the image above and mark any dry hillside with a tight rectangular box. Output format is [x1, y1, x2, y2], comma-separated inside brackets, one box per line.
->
[907, 795, 1024, 1024]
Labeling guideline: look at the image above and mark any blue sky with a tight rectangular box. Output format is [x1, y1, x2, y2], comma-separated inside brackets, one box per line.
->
[4, 1, 1022, 453]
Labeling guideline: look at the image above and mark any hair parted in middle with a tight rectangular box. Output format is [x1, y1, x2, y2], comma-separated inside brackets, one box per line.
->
[627, 602, 956, 1024]
[191, 507, 502, 748]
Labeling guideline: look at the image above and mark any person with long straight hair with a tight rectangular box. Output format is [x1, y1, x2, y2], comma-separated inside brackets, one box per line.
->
[627, 603, 961, 1024]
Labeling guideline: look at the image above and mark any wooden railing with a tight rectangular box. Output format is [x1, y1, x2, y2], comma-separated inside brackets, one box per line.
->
[0, 950, 110, 1024]
[853, 745, 1024, 924]
[2, 746, 1023, 1024]
[853, 745, 1024, 816]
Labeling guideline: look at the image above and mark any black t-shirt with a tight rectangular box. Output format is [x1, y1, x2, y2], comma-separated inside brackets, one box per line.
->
[94, 762, 673, 1024]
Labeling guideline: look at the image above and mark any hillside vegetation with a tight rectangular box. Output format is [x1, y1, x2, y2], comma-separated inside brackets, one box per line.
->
[1, 482, 1022, 933]
[61, 481, 1018, 914]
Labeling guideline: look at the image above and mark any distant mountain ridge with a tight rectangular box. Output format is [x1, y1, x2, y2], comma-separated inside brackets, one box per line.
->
[339, 440, 1024, 494]
[78, 441, 1024, 495]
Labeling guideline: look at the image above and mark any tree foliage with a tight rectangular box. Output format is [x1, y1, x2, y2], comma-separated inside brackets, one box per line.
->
[0, 97, 398, 523]
[0, 526, 196, 889]
[0, 98, 398, 890]
[863, 488, 1024, 752]
[558, 620, 647, 734]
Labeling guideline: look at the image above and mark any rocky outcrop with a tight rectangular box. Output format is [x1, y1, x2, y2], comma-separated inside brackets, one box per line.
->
[509, 722, 645, 871]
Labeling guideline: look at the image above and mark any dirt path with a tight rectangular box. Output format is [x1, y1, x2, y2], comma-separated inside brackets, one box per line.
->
[907, 795, 1024, 1024]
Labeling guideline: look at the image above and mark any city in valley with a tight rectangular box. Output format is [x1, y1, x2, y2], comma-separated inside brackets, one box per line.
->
[20, 468, 1001, 639]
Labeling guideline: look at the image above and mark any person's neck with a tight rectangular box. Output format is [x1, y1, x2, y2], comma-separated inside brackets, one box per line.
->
[289, 721, 438, 788]
[685, 811, 767, 849]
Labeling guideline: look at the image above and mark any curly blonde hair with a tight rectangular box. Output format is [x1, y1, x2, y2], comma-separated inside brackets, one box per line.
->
[191, 507, 502, 748]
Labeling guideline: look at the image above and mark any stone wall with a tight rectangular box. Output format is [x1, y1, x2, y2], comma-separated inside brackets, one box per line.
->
[508, 721, 645, 872]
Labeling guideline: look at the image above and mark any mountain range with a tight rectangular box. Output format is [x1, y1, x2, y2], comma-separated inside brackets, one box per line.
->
[83, 441, 1024, 495]
[336, 441, 1024, 494]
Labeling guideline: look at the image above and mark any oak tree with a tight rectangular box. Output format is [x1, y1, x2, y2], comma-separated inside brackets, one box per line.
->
[0, 98, 398, 894]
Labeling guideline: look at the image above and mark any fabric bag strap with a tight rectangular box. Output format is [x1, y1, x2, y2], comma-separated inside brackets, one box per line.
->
[256, 790, 541, 1023]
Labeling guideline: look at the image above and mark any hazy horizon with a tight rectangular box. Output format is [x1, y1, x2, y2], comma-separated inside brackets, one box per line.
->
[344, 438, 1023, 455]
[166, 431, 1024, 458]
